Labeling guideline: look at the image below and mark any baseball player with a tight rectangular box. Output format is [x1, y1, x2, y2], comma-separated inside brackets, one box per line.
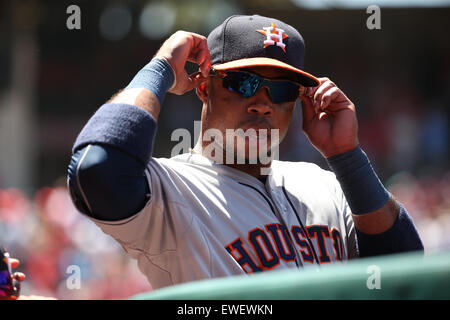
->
[67, 15, 423, 290]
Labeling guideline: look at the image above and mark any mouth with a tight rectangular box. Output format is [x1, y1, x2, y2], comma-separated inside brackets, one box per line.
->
[233, 124, 273, 146]
[238, 130, 269, 142]
[239, 121, 273, 138]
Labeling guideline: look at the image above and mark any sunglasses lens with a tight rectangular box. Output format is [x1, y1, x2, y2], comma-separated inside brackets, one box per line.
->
[221, 71, 300, 103]
[223, 72, 261, 98]
[266, 81, 300, 103]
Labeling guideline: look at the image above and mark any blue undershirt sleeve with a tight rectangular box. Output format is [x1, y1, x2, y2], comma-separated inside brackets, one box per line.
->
[355, 205, 424, 257]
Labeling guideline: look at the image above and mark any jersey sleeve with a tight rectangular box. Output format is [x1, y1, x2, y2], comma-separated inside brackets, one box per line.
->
[341, 194, 359, 259]
[85, 157, 194, 260]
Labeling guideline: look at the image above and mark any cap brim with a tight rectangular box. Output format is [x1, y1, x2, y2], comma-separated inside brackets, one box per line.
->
[212, 57, 319, 87]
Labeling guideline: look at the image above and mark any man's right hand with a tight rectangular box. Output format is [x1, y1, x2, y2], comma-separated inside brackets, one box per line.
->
[155, 31, 211, 95]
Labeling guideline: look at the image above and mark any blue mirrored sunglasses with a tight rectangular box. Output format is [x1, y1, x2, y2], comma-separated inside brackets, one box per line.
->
[210, 69, 304, 104]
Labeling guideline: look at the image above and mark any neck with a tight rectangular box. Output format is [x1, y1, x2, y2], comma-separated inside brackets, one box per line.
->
[226, 162, 271, 182]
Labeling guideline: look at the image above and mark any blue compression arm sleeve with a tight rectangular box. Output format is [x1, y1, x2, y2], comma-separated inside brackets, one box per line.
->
[72, 103, 158, 164]
[68, 103, 157, 220]
[68, 144, 149, 221]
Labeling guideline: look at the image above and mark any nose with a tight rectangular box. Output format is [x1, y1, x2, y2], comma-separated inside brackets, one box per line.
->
[247, 88, 273, 117]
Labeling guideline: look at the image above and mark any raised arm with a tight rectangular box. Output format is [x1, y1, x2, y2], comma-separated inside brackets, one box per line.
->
[112, 30, 211, 118]
[67, 31, 211, 221]
[300, 78, 424, 256]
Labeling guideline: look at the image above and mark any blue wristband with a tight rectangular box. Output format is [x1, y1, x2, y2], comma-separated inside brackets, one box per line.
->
[126, 58, 175, 105]
[326, 146, 390, 215]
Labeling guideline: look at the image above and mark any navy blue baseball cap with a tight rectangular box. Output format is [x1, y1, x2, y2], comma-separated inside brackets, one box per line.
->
[207, 14, 319, 87]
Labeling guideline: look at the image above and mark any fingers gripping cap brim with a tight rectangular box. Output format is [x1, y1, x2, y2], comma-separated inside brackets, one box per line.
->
[212, 57, 320, 87]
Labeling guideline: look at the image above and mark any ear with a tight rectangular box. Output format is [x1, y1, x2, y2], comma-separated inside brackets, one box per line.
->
[195, 79, 209, 104]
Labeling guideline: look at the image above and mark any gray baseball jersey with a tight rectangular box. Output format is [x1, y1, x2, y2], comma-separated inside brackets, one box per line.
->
[89, 151, 358, 290]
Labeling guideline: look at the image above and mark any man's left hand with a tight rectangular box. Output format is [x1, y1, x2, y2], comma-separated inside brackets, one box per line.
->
[300, 77, 359, 158]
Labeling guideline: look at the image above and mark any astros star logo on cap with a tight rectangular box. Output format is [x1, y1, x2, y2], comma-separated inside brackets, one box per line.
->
[256, 23, 289, 52]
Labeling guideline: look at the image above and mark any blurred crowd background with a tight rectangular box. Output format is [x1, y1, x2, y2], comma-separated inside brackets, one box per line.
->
[0, 0, 449, 299]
